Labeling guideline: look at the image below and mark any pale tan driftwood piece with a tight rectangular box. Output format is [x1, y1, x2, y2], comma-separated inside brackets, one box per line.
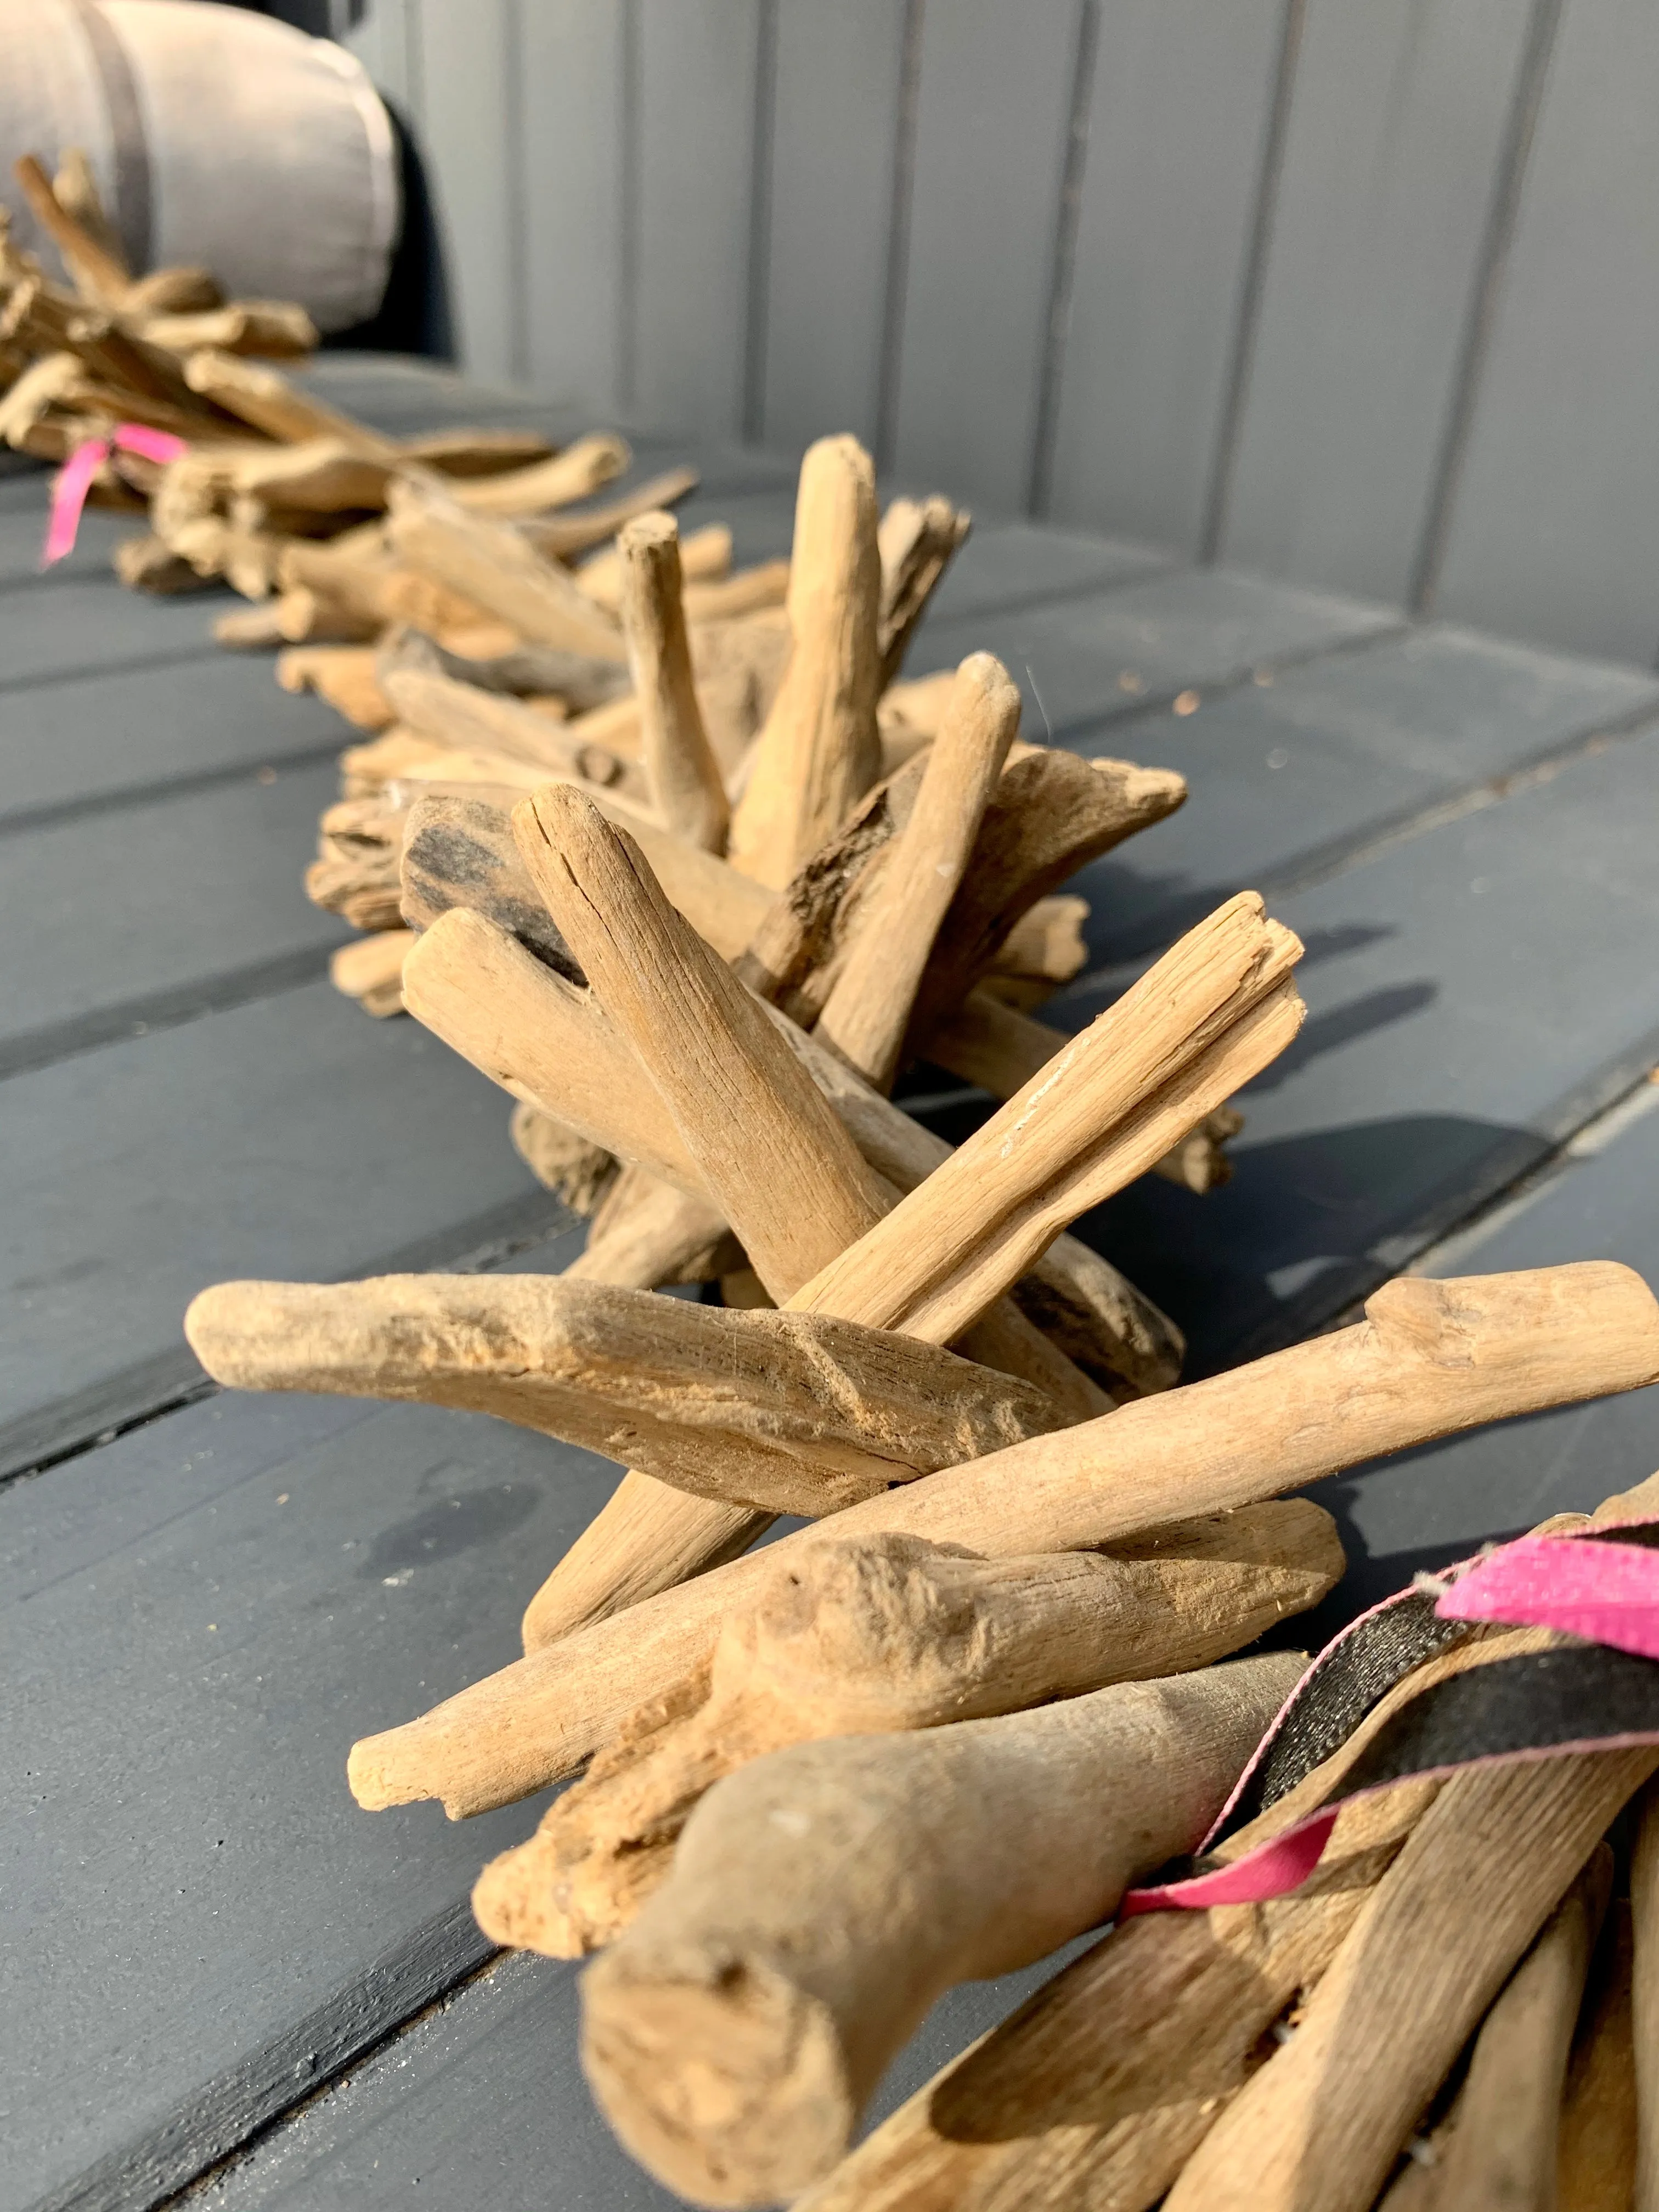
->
[928, 988, 1245, 1189]
[581, 1652, 1303, 2204]
[905, 748, 1188, 1045]
[383, 665, 656, 810]
[396, 426, 554, 475]
[794, 894, 1304, 1344]
[617, 513, 730, 851]
[137, 300, 319, 359]
[876, 493, 972, 689]
[185, 1276, 1062, 1518]
[1431, 1849, 1610, 2212]
[521, 465, 699, 560]
[346, 1261, 1659, 1815]
[114, 533, 204, 595]
[509, 1104, 619, 1216]
[1559, 1899, 1639, 2211]
[13, 153, 130, 306]
[476, 1503, 1342, 1955]
[182, 347, 398, 456]
[379, 627, 631, 715]
[449, 430, 630, 517]
[727, 435, 884, 887]
[569, 1161, 741, 1285]
[329, 930, 411, 1017]
[815, 654, 1020, 1090]
[1636, 1777, 1659, 2212]
[386, 479, 629, 659]
[680, 561, 792, 620]
[277, 645, 392, 730]
[400, 791, 769, 966]
[794, 1785, 1445, 2212]
[1163, 1751, 1659, 2212]
[516, 788, 1107, 1406]
[578, 519, 732, 610]
[306, 798, 404, 930]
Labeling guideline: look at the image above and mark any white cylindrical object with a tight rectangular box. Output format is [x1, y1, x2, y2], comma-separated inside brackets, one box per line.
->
[0, 0, 398, 332]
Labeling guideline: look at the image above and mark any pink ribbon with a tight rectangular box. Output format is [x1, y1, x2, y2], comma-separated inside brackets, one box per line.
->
[44, 424, 189, 567]
[1119, 1511, 1659, 1917]
[1436, 1530, 1659, 1661]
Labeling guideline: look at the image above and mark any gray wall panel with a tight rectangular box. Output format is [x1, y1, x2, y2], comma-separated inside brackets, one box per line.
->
[1433, 0, 1659, 664]
[889, 0, 1083, 514]
[635, 0, 765, 441]
[1219, 0, 1536, 607]
[759, 0, 907, 453]
[409, 0, 523, 382]
[518, 1, 628, 414]
[1047, 0, 1285, 555]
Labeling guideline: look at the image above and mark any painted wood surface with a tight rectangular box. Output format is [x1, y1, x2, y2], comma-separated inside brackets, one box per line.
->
[351, 0, 1659, 668]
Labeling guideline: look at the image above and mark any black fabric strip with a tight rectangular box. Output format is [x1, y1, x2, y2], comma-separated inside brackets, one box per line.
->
[66, 0, 154, 274]
[1217, 1590, 1475, 1838]
[1337, 1645, 1659, 1797]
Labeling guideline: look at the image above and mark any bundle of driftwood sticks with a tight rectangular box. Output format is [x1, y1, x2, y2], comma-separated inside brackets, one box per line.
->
[179, 415, 1659, 2204]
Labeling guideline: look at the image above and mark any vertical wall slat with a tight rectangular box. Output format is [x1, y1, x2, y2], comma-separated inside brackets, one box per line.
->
[888, 0, 1084, 515]
[408, 0, 520, 381]
[634, 0, 764, 442]
[517, 1, 627, 414]
[1044, 0, 1287, 556]
[1216, 0, 1537, 608]
[759, 0, 908, 456]
[1432, 0, 1659, 665]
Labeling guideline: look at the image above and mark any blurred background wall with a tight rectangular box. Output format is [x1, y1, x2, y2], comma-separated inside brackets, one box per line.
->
[347, 0, 1658, 669]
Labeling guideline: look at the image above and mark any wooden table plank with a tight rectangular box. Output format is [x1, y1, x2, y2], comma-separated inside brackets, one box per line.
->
[0, 984, 546, 1479]
[0, 760, 347, 1076]
[0, 1340, 630, 2210]
[1068, 622, 1659, 962]
[0, 656, 343, 835]
[910, 563, 1400, 738]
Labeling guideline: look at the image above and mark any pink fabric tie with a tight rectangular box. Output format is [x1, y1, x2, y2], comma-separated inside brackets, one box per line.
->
[44, 425, 189, 566]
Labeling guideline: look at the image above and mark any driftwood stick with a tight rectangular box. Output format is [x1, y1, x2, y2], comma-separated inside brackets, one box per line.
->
[383, 665, 656, 808]
[377, 627, 630, 713]
[521, 464, 699, 560]
[328, 930, 410, 1018]
[477, 1502, 1342, 1956]
[509, 1104, 618, 1215]
[1163, 1752, 1659, 2212]
[386, 478, 628, 659]
[1432, 1849, 1611, 2212]
[1559, 1899, 1640, 2211]
[400, 791, 769, 963]
[876, 493, 972, 688]
[905, 748, 1187, 1047]
[814, 653, 1019, 1090]
[617, 512, 730, 852]
[1634, 1777, 1659, 2212]
[579, 1652, 1304, 2205]
[449, 430, 631, 517]
[727, 435, 884, 887]
[569, 1161, 739, 1285]
[181, 347, 399, 456]
[346, 1261, 1659, 1815]
[13, 153, 129, 306]
[927, 988, 1245, 1190]
[577, 518, 731, 611]
[185, 1276, 1062, 1519]
[793, 894, 1303, 1344]
[515, 786, 1108, 1411]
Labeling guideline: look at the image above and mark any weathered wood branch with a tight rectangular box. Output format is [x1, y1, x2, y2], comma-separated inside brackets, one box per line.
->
[476, 1502, 1342, 1957]
[345, 1261, 1659, 1814]
[386, 477, 629, 659]
[814, 653, 1019, 1090]
[617, 512, 730, 852]
[185, 1274, 1063, 1519]
[579, 1652, 1304, 2205]
[1163, 1752, 1658, 2212]
[727, 435, 884, 887]
[876, 493, 972, 688]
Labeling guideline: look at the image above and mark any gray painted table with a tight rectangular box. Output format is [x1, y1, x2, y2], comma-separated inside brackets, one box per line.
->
[4, 357, 1657, 2212]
